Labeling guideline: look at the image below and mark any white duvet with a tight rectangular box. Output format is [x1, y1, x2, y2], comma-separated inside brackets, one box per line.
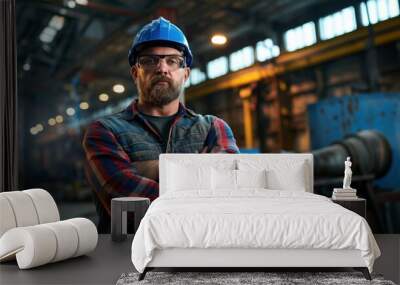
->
[131, 190, 380, 273]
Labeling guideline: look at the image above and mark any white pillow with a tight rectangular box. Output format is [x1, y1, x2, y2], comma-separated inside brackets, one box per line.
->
[211, 169, 268, 190]
[211, 168, 236, 190]
[238, 159, 308, 191]
[166, 159, 236, 193]
[167, 162, 212, 191]
[266, 165, 306, 191]
[237, 169, 267, 188]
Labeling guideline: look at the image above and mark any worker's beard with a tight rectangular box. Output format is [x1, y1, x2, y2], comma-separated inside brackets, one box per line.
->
[138, 76, 184, 107]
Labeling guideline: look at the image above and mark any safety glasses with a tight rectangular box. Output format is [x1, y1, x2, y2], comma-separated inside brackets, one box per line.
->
[137, 54, 186, 71]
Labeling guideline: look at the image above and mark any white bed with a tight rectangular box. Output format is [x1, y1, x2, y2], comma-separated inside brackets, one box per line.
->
[131, 154, 380, 280]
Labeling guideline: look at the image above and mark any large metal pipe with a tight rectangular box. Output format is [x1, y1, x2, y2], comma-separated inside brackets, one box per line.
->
[313, 130, 392, 178]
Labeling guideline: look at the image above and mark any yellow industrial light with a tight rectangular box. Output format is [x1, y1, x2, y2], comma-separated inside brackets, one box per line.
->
[55, 115, 64, 123]
[66, 107, 75, 116]
[99, 93, 109, 102]
[80, 102, 89, 110]
[30, 123, 43, 135]
[113, 84, 125, 94]
[48, 118, 56, 126]
[211, 34, 227, 45]
[36, 124, 44, 132]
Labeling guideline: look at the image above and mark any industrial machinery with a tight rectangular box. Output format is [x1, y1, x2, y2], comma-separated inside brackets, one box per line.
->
[308, 93, 400, 233]
[313, 130, 392, 179]
[308, 93, 399, 189]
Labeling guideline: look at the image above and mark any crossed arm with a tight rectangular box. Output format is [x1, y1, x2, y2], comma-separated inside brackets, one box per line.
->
[82, 117, 239, 202]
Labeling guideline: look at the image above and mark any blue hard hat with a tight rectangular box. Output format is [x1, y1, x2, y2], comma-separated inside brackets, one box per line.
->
[128, 17, 193, 67]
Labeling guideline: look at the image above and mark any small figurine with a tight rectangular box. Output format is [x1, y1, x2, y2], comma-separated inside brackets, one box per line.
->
[343, 157, 353, 189]
[332, 157, 357, 199]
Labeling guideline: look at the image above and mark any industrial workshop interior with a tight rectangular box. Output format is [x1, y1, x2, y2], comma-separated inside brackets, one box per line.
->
[1, 0, 400, 284]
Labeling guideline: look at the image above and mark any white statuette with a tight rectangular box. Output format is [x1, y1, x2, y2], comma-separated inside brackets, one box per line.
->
[332, 157, 357, 198]
[343, 157, 353, 190]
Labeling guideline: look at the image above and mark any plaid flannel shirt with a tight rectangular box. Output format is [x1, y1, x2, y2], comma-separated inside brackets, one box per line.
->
[82, 99, 239, 216]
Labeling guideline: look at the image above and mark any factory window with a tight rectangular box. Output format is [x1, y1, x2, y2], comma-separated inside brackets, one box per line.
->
[190, 68, 206, 85]
[207, 56, 228, 79]
[319, 7, 357, 40]
[256, 38, 280, 62]
[284, 22, 317, 52]
[360, 0, 400, 26]
[229, 46, 255, 71]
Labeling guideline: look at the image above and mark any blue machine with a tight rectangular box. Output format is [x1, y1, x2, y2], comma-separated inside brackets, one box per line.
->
[307, 93, 400, 189]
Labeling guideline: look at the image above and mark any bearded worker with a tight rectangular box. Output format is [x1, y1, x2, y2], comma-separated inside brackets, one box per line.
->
[83, 17, 239, 233]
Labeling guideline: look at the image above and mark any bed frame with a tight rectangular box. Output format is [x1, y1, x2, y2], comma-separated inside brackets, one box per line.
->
[138, 154, 371, 281]
[139, 248, 371, 280]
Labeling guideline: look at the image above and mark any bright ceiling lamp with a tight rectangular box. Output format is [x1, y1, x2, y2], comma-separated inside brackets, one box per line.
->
[66, 107, 75, 116]
[99, 93, 109, 102]
[211, 34, 227, 45]
[55, 115, 64, 123]
[67, 0, 76, 8]
[113, 84, 125, 94]
[80, 102, 89, 110]
[48, 118, 56, 126]
[31, 124, 44, 135]
[75, 0, 88, 5]
[36, 124, 44, 132]
[23, 63, 31, 71]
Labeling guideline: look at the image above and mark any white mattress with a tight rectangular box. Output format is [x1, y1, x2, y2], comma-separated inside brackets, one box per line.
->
[131, 190, 380, 273]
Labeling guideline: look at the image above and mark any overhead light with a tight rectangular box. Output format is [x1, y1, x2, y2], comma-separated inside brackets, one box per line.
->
[39, 27, 57, 43]
[67, 0, 76, 8]
[80, 102, 89, 110]
[66, 107, 75, 116]
[76, 0, 88, 5]
[211, 34, 227, 45]
[43, 27, 57, 38]
[23, 63, 31, 71]
[55, 115, 64, 123]
[39, 33, 53, 43]
[113, 84, 125, 94]
[30, 127, 38, 135]
[49, 15, 65, 31]
[99, 93, 109, 102]
[36, 124, 44, 132]
[31, 124, 44, 135]
[48, 118, 56, 126]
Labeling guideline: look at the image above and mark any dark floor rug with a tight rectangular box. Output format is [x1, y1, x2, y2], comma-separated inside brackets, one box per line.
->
[116, 271, 396, 285]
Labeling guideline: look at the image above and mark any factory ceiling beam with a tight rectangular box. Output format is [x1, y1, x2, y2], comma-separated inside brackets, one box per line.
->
[38, 0, 138, 17]
[186, 17, 400, 101]
[51, 19, 78, 74]
[54, 1, 167, 80]
[32, 2, 90, 20]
